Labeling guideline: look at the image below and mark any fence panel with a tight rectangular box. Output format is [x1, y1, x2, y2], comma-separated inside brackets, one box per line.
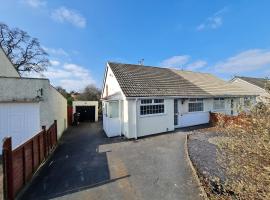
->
[67, 106, 73, 126]
[2, 120, 58, 200]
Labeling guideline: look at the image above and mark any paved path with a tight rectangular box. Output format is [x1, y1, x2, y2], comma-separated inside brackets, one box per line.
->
[19, 122, 202, 200]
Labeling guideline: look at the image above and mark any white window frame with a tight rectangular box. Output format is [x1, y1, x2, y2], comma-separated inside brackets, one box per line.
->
[213, 98, 225, 110]
[140, 99, 165, 116]
[188, 98, 204, 112]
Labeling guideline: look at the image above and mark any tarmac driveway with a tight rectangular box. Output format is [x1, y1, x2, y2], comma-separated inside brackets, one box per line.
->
[19, 122, 202, 200]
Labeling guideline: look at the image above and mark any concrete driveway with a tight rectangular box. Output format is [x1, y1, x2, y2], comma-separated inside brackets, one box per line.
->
[19, 122, 203, 200]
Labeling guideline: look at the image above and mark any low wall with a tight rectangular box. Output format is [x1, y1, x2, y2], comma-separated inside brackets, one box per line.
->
[210, 112, 249, 127]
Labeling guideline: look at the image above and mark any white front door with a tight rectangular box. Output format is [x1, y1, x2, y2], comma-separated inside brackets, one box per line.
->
[0, 103, 40, 151]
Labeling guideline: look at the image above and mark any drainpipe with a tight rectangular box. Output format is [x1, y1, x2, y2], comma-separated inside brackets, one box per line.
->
[135, 98, 138, 139]
[119, 100, 122, 137]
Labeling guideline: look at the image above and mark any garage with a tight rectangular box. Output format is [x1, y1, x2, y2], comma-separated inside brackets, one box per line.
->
[73, 101, 99, 123]
[0, 103, 41, 150]
[76, 106, 95, 122]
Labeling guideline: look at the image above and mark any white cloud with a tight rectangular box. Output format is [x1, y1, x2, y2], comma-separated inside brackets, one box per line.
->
[197, 7, 227, 31]
[50, 60, 60, 66]
[214, 49, 270, 73]
[186, 60, 207, 71]
[51, 7, 86, 28]
[22, 0, 46, 8]
[23, 61, 94, 91]
[43, 47, 69, 57]
[160, 55, 208, 71]
[48, 63, 94, 91]
[160, 55, 190, 68]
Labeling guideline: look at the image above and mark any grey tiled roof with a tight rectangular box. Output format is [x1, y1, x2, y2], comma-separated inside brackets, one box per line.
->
[108, 62, 255, 98]
[236, 76, 269, 89]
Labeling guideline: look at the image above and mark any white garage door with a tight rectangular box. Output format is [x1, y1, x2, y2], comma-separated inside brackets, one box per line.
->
[179, 112, 210, 127]
[0, 103, 40, 151]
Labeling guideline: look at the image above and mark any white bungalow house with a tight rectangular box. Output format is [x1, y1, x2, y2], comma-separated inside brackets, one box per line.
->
[231, 76, 270, 103]
[0, 47, 67, 150]
[101, 62, 256, 139]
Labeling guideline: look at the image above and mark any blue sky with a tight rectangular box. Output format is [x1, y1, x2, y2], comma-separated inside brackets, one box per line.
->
[1, 0, 270, 91]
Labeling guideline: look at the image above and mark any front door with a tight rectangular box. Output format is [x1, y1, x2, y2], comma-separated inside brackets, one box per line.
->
[174, 99, 178, 126]
[231, 99, 234, 115]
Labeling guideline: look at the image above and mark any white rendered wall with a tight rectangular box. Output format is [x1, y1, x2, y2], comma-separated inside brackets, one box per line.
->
[178, 98, 240, 116]
[136, 99, 174, 137]
[102, 66, 124, 98]
[0, 77, 67, 139]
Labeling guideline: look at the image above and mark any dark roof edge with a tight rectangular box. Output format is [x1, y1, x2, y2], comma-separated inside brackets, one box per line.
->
[0, 76, 49, 81]
[125, 94, 257, 99]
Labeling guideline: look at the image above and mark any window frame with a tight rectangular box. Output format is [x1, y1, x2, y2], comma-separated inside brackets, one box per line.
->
[140, 99, 165, 116]
[188, 98, 204, 112]
[213, 97, 225, 110]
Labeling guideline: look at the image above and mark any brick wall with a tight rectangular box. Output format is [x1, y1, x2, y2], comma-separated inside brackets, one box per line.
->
[210, 112, 250, 127]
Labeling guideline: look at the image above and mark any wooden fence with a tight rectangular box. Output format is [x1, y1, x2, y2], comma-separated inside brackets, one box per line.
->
[67, 106, 73, 126]
[2, 120, 58, 200]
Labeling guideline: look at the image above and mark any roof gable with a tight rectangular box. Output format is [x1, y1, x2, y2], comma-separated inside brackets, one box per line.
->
[0, 47, 20, 77]
[236, 76, 269, 90]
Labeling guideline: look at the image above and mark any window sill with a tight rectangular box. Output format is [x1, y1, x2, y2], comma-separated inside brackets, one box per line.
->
[187, 111, 206, 113]
[139, 113, 166, 118]
[212, 108, 226, 111]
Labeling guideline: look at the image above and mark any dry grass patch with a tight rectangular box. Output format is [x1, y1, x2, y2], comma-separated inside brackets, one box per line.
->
[207, 102, 270, 200]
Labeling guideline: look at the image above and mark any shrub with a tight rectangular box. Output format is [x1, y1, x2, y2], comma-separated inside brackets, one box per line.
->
[215, 102, 270, 199]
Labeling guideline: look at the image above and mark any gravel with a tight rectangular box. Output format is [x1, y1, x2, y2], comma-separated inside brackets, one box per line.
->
[187, 131, 227, 183]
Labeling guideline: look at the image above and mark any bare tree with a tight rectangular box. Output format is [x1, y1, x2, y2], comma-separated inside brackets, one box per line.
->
[77, 84, 101, 101]
[55, 86, 69, 98]
[0, 23, 49, 74]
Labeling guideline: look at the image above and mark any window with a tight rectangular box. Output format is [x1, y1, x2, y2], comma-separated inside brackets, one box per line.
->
[213, 98, 225, 110]
[108, 101, 119, 118]
[154, 99, 164, 103]
[141, 99, 152, 104]
[140, 99, 165, 115]
[188, 98, 203, 112]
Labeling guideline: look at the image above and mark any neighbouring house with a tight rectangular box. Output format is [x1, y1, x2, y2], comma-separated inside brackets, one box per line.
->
[70, 92, 80, 100]
[101, 62, 257, 139]
[0, 47, 67, 151]
[231, 76, 270, 103]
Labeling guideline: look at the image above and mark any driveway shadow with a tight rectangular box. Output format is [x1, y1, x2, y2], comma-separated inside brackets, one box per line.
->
[18, 122, 128, 200]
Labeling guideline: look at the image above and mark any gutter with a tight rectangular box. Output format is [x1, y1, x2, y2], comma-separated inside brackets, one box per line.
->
[125, 94, 258, 100]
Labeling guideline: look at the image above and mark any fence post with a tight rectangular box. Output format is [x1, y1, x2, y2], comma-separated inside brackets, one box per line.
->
[37, 135, 40, 165]
[31, 140, 35, 173]
[2, 137, 14, 200]
[54, 120, 58, 145]
[22, 146, 26, 184]
[42, 126, 47, 157]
